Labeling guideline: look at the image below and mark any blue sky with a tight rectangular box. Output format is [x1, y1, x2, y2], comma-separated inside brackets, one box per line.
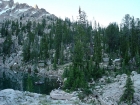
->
[14, 0, 140, 26]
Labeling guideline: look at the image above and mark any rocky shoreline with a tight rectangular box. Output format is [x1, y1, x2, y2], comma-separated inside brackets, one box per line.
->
[0, 70, 140, 105]
[0, 89, 82, 105]
[0, 53, 140, 105]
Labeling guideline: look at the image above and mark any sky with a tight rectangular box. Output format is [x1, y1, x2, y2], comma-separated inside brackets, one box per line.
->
[14, 0, 140, 27]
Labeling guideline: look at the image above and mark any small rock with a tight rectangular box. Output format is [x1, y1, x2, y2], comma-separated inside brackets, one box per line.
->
[132, 71, 137, 76]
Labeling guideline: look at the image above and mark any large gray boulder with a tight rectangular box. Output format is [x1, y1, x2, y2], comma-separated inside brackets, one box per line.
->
[50, 89, 72, 100]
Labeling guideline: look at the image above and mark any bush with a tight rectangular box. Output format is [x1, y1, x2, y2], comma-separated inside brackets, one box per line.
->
[78, 92, 85, 100]
[62, 67, 69, 78]
[106, 78, 112, 83]
[83, 88, 92, 96]
[34, 68, 38, 73]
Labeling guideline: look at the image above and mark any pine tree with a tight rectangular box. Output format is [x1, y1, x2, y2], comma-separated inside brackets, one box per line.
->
[64, 66, 87, 90]
[73, 40, 84, 69]
[130, 17, 137, 57]
[63, 7, 89, 91]
[26, 74, 33, 92]
[60, 42, 64, 65]
[120, 14, 131, 60]
[22, 38, 30, 62]
[42, 18, 46, 29]
[1, 23, 6, 37]
[3, 33, 13, 55]
[18, 31, 23, 45]
[105, 23, 119, 53]
[54, 19, 63, 64]
[93, 29, 102, 68]
[120, 75, 135, 104]
[40, 34, 48, 61]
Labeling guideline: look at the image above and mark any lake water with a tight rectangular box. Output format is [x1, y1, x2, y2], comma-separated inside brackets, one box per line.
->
[0, 67, 59, 94]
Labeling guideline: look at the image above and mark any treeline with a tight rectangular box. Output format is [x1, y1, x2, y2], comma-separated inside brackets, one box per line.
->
[63, 13, 140, 91]
[106, 14, 140, 66]
[0, 18, 73, 65]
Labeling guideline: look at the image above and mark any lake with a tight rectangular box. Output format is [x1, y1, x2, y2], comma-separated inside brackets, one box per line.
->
[0, 67, 59, 94]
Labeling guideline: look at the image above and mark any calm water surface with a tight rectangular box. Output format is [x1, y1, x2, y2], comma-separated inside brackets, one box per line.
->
[0, 67, 59, 94]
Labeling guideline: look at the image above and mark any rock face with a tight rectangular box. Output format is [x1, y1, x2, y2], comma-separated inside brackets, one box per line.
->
[0, 0, 56, 22]
[34, 4, 38, 9]
[0, 0, 14, 8]
[92, 72, 140, 105]
[0, 0, 57, 69]
[132, 72, 140, 105]
[0, 89, 44, 105]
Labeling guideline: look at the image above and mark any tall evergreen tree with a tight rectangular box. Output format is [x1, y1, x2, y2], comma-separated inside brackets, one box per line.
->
[22, 38, 30, 62]
[40, 34, 48, 61]
[105, 23, 119, 52]
[54, 19, 63, 64]
[130, 17, 137, 57]
[120, 75, 135, 104]
[3, 33, 12, 56]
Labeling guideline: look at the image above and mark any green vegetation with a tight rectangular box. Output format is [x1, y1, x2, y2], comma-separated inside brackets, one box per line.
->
[119, 75, 135, 105]
[26, 74, 33, 92]
[0, 7, 139, 95]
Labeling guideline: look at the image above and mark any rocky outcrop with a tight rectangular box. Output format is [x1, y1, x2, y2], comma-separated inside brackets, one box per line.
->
[50, 89, 72, 100]
[132, 71, 140, 105]
[90, 72, 140, 105]
[0, 0, 56, 22]
[0, 0, 14, 9]
[0, 89, 83, 105]
[34, 4, 38, 9]
[0, 89, 47, 105]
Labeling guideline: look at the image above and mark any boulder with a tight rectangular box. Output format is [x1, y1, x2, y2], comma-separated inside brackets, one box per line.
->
[12, 63, 19, 70]
[131, 71, 137, 76]
[116, 75, 121, 79]
[113, 59, 120, 63]
[92, 90, 99, 98]
[58, 69, 64, 75]
[121, 74, 127, 79]
[50, 89, 72, 100]
[99, 63, 103, 69]
[64, 78, 67, 82]
[0, 38, 5, 44]
[132, 103, 137, 105]
[99, 78, 105, 83]
[103, 58, 109, 62]
[107, 65, 114, 70]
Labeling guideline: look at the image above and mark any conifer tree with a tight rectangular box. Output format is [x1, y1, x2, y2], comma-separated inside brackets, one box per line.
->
[130, 17, 137, 57]
[22, 38, 30, 62]
[63, 7, 88, 91]
[40, 34, 48, 61]
[120, 75, 134, 104]
[60, 42, 64, 64]
[105, 23, 119, 53]
[93, 27, 102, 67]
[26, 75, 33, 92]
[3, 33, 12, 55]
[54, 19, 63, 64]
[18, 32, 23, 45]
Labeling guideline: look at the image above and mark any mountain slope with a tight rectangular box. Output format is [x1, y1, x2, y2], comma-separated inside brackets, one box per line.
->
[0, 0, 56, 22]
